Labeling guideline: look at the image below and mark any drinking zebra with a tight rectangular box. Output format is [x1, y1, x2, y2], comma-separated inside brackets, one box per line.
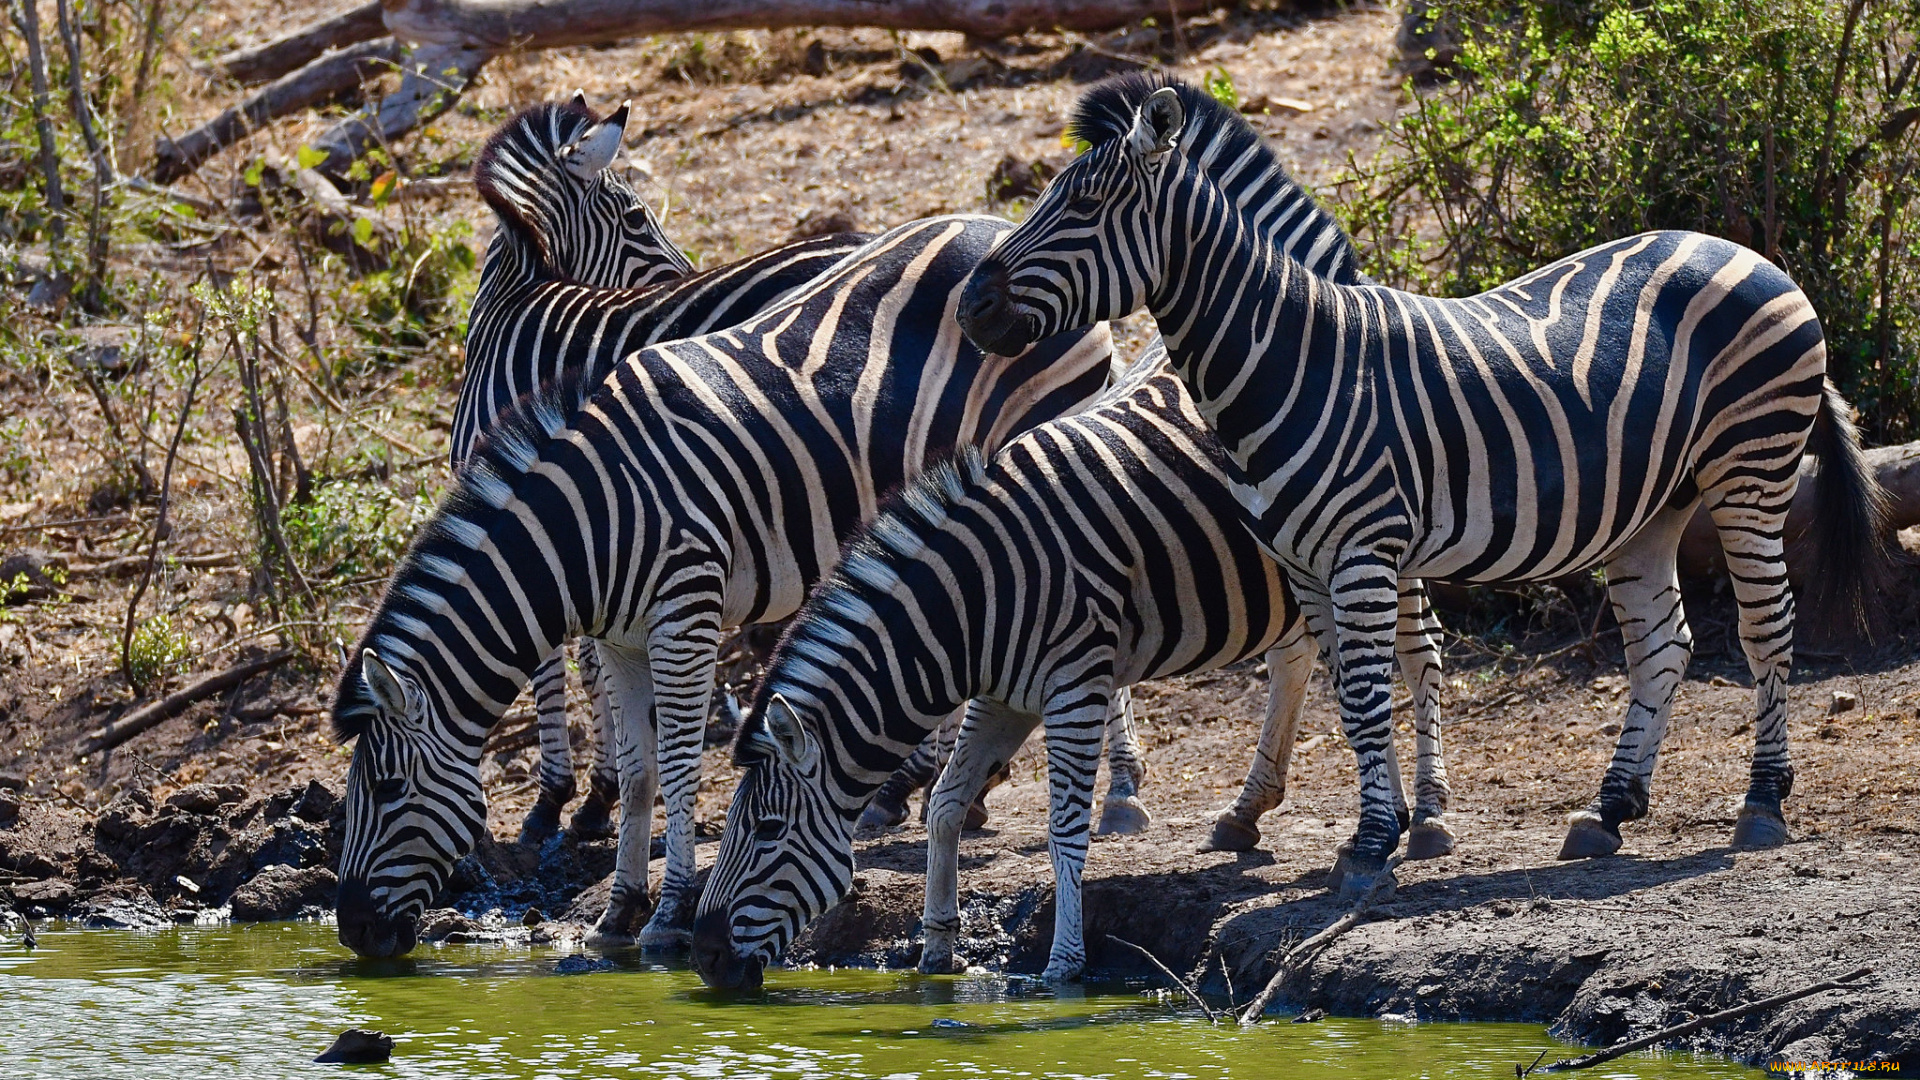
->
[689, 341, 1453, 987]
[331, 214, 1115, 957]
[957, 75, 1887, 898]
[459, 95, 870, 844]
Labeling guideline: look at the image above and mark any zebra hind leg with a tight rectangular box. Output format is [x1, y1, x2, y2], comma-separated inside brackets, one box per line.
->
[860, 709, 955, 833]
[1205, 629, 1313, 852]
[1094, 686, 1151, 835]
[1561, 504, 1695, 860]
[921, 702, 1036, 975]
[1398, 582, 1454, 861]
[517, 647, 578, 847]
[1707, 485, 1798, 848]
[567, 641, 619, 840]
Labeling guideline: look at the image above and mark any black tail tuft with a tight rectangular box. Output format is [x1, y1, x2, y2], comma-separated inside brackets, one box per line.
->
[1799, 378, 1891, 641]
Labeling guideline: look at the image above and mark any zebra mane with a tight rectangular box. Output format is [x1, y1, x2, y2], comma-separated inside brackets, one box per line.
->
[472, 100, 604, 273]
[331, 371, 594, 741]
[1068, 74, 1364, 284]
[733, 449, 995, 762]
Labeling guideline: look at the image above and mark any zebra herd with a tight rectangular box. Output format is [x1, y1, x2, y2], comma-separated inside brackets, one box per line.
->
[332, 75, 1886, 989]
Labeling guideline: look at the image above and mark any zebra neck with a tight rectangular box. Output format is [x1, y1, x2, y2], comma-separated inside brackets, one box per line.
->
[473, 229, 555, 311]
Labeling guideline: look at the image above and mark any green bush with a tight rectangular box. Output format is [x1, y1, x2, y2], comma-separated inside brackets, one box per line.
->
[1341, 0, 1920, 443]
[281, 477, 438, 582]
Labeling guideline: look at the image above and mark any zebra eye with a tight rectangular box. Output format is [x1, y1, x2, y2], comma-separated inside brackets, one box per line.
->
[372, 777, 406, 802]
[623, 206, 655, 229]
[1068, 191, 1102, 214]
[752, 817, 785, 843]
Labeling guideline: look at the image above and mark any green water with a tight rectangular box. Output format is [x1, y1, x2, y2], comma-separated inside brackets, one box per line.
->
[0, 923, 1760, 1079]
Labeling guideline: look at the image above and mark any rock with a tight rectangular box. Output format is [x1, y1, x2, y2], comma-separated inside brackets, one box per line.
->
[166, 783, 247, 815]
[789, 207, 860, 241]
[11, 879, 73, 908]
[1293, 1007, 1328, 1023]
[0, 551, 67, 604]
[315, 1029, 393, 1064]
[287, 779, 341, 824]
[0, 772, 25, 791]
[250, 818, 329, 872]
[553, 953, 614, 974]
[418, 908, 482, 942]
[229, 864, 337, 921]
[1830, 690, 1860, 715]
[522, 907, 546, 927]
[74, 894, 170, 931]
[0, 789, 19, 824]
[985, 154, 1057, 204]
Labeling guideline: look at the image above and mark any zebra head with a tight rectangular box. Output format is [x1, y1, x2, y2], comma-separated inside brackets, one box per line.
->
[473, 92, 693, 288]
[691, 692, 854, 991]
[332, 647, 489, 957]
[959, 82, 1189, 357]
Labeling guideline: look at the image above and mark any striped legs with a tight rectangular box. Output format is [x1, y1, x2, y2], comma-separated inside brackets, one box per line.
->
[1316, 554, 1410, 898]
[1561, 503, 1695, 859]
[1710, 481, 1797, 847]
[1205, 627, 1314, 851]
[920, 701, 1041, 975]
[1398, 582, 1453, 859]
[1040, 679, 1117, 980]
[1094, 686, 1151, 835]
[587, 640, 659, 945]
[516, 648, 578, 846]
[564, 642, 620, 840]
[636, 598, 726, 948]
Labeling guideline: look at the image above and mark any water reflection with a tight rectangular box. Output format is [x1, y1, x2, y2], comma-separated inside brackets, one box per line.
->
[1, 923, 1762, 1080]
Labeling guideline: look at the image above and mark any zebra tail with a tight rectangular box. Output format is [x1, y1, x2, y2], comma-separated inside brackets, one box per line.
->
[1801, 377, 1891, 640]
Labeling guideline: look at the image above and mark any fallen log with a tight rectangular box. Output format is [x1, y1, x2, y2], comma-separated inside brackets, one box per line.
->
[77, 650, 294, 758]
[1678, 442, 1920, 580]
[381, 0, 1229, 51]
[304, 42, 492, 180]
[1238, 855, 1404, 1025]
[154, 39, 403, 184]
[216, 1, 388, 85]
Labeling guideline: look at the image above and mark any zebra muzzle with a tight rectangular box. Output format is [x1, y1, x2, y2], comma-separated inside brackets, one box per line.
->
[336, 880, 419, 958]
[689, 911, 766, 992]
[958, 261, 1037, 357]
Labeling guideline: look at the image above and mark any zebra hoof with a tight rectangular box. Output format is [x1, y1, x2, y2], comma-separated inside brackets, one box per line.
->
[1557, 811, 1622, 860]
[1406, 819, 1455, 861]
[1730, 804, 1790, 849]
[1095, 795, 1150, 836]
[964, 795, 992, 832]
[857, 798, 910, 834]
[637, 923, 692, 952]
[918, 944, 959, 975]
[1200, 814, 1261, 853]
[517, 800, 564, 847]
[565, 798, 614, 841]
[1039, 957, 1084, 983]
[1333, 863, 1396, 904]
[1325, 840, 1356, 895]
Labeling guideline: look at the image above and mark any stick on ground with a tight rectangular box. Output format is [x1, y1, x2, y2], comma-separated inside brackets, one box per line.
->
[77, 650, 294, 757]
[1108, 935, 1219, 1023]
[1540, 966, 1873, 1072]
[1238, 855, 1404, 1025]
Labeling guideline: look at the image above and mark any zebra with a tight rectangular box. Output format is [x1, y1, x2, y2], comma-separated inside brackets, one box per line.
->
[688, 341, 1452, 987]
[331, 213, 1116, 958]
[459, 94, 871, 845]
[956, 74, 1887, 899]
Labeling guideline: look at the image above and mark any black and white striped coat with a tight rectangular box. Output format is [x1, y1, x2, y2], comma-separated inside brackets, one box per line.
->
[959, 76, 1886, 898]
[330, 214, 1115, 959]
[457, 97, 869, 843]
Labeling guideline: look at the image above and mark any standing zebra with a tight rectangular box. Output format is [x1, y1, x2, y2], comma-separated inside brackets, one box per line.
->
[690, 343, 1452, 987]
[332, 214, 1115, 958]
[459, 95, 870, 844]
[958, 75, 1886, 898]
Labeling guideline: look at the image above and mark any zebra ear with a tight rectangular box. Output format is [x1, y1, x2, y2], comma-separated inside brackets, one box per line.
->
[568, 88, 588, 111]
[1126, 86, 1185, 163]
[763, 693, 818, 770]
[360, 649, 407, 716]
[565, 100, 629, 179]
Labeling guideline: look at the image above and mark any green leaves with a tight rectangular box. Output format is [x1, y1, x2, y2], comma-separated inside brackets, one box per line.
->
[1205, 67, 1238, 110]
[295, 145, 328, 171]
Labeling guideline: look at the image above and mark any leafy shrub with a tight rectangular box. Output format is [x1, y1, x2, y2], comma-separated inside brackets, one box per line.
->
[281, 477, 438, 582]
[126, 612, 192, 690]
[1340, 0, 1920, 443]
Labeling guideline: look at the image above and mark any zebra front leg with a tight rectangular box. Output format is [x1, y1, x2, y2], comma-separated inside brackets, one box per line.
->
[1040, 683, 1114, 981]
[637, 607, 725, 950]
[1322, 560, 1408, 900]
[1095, 686, 1151, 835]
[1397, 581, 1453, 861]
[921, 702, 1038, 974]
[1205, 624, 1313, 852]
[1707, 484, 1798, 848]
[1561, 504, 1694, 860]
[516, 647, 578, 847]
[588, 641, 658, 946]
[567, 640, 619, 840]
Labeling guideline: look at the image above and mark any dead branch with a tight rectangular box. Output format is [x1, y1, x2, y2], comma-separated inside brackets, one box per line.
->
[1238, 855, 1404, 1025]
[153, 39, 404, 184]
[77, 650, 295, 757]
[1108, 935, 1219, 1022]
[8, 0, 66, 236]
[1539, 966, 1872, 1072]
[383, 0, 1228, 50]
[216, 0, 387, 85]
[305, 43, 493, 180]
[69, 551, 238, 578]
[1678, 441, 1920, 579]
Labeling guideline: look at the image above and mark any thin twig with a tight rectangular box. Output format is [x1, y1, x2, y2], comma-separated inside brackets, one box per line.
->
[1238, 855, 1405, 1025]
[121, 312, 207, 694]
[1108, 935, 1219, 1022]
[1540, 967, 1872, 1072]
[1517, 1048, 1550, 1078]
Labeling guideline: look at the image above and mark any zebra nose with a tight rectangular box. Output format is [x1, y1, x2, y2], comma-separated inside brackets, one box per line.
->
[963, 262, 1011, 326]
[336, 880, 419, 958]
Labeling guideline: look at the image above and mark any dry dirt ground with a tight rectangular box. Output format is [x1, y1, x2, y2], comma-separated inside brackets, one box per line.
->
[3, 2, 1919, 1072]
